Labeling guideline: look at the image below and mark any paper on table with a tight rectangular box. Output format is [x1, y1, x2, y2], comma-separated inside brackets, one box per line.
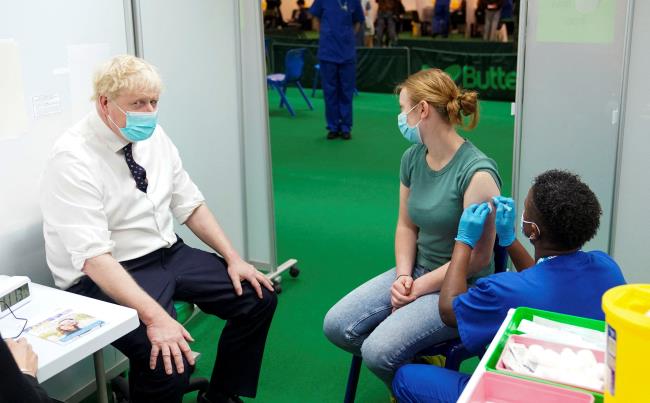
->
[533, 316, 605, 348]
[0, 316, 26, 339]
[517, 318, 604, 351]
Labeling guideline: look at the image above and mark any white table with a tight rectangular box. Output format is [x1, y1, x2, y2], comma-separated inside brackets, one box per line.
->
[0, 282, 139, 403]
[457, 308, 515, 403]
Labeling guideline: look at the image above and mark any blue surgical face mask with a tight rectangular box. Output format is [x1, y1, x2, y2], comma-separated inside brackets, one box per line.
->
[397, 103, 423, 144]
[108, 102, 158, 142]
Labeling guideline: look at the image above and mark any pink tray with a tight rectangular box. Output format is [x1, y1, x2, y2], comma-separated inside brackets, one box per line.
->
[469, 372, 594, 402]
[496, 334, 605, 393]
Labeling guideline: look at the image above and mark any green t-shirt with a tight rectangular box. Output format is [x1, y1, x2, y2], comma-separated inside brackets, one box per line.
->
[399, 141, 502, 281]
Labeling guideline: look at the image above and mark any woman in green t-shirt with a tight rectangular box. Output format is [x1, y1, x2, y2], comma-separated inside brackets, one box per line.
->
[323, 68, 502, 386]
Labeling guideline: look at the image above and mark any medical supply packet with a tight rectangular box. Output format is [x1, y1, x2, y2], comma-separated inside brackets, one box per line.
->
[26, 308, 104, 345]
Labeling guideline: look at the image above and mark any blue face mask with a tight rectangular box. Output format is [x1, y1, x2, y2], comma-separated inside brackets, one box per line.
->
[397, 103, 423, 144]
[109, 102, 158, 142]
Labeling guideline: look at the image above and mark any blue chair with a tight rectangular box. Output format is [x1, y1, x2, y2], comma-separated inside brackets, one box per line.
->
[267, 48, 313, 117]
[312, 63, 359, 98]
[343, 237, 508, 403]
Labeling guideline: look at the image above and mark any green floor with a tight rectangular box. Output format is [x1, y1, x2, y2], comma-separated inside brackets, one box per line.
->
[178, 90, 514, 403]
[78, 89, 512, 402]
[67, 90, 516, 402]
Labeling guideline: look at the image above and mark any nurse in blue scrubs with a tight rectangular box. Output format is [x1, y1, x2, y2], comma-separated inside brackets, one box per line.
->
[310, 0, 364, 140]
[392, 169, 626, 402]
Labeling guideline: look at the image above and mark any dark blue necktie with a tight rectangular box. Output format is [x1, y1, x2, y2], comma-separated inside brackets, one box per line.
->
[123, 143, 148, 193]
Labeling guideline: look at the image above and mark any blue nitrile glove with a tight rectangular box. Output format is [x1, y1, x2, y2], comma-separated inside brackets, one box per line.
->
[455, 202, 491, 248]
[492, 196, 516, 247]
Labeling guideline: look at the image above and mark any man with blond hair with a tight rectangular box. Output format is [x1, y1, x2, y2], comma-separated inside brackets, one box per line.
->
[40, 55, 277, 403]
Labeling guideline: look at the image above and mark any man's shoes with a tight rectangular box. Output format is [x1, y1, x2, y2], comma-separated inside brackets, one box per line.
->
[198, 391, 244, 403]
[327, 131, 340, 140]
[341, 132, 351, 140]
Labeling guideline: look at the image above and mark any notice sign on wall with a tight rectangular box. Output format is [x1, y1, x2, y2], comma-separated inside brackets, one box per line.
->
[537, 0, 616, 44]
[32, 94, 62, 119]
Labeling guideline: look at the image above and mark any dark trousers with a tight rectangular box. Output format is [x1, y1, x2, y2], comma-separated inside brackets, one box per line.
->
[375, 11, 397, 46]
[68, 238, 277, 403]
[320, 60, 356, 133]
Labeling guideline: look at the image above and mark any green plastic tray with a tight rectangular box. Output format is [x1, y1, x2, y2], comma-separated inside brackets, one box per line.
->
[483, 307, 605, 403]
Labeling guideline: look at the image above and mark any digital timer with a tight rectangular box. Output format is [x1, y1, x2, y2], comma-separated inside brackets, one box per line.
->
[0, 276, 32, 318]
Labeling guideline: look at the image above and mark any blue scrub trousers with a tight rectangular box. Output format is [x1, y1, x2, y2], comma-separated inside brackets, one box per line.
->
[432, 0, 451, 36]
[392, 364, 470, 403]
[319, 60, 355, 133]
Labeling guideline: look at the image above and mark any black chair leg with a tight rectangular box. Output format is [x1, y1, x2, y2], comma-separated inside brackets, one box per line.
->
[110, 373, 129, 403]
[344, 355, 362, 403]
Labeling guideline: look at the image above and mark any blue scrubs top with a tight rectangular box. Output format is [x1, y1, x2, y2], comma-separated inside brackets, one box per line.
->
[310, 0, 364, 63]
[452, 250, 626, 354]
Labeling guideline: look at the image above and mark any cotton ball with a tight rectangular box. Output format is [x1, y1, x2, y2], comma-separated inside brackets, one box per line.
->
[585, 365, 601, 381]
[547, 367, 571, 384]
[594, 363, 606, 381]
[540, 348, 561, 367]
[563, 368, 582, 383]
[560, 348, 580, 370]
[580, 377, 604, 392]
[533, 365, 551, 378]
[511, 342, 528, 357]
[527, 344, 544, 365]
[576, 349, 598, 367]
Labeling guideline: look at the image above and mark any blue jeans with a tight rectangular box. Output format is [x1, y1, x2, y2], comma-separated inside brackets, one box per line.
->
[323, 266, 458, 385]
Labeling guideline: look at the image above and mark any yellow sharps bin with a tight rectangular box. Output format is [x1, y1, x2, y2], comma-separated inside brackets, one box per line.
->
[602, 284, 650, 402]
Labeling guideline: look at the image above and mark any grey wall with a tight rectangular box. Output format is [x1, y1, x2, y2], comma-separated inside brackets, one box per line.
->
[611, 0, 650, 283]
[137, 0, 276, 269]
[514, 0, 630, 254]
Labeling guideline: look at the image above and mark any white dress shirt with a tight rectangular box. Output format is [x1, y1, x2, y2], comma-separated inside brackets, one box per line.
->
[40, 109, 205, 289]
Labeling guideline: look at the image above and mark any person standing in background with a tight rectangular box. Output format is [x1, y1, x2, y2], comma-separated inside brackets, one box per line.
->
[311, 0, 364, 140]
[483, 0, 503, 41]
[432, 0, 451, 37]
[362, 0, 375, 47]
[375, 0, 400, 46]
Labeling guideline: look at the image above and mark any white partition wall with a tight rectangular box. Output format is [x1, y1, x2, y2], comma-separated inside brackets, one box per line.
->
[514, 0, 631, 253]
[239, 1, 279, 270]
[611, 0, 650, 283]
[515, 0, 648, 282]
[0, 0, 276, 400]
[0, 1, 132, 400]
[136, 0, 277, 270]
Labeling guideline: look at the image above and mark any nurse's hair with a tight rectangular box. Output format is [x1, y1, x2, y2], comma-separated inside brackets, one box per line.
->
[531, 170, 602, 250]
[396, 68, 479, 130]
[92, 55, 162, 101]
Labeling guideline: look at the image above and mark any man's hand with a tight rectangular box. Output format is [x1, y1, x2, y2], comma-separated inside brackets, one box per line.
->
[391, 275, 416, 311]
[6, 338, 38, 378]
[146, 315, 195, 375]
[227, 258, 274, 298]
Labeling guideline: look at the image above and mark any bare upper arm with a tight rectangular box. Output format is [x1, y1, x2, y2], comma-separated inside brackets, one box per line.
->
[463, 171, 500, 208]
[398, 183, 417, 230]
[463, 171, 501, 268]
